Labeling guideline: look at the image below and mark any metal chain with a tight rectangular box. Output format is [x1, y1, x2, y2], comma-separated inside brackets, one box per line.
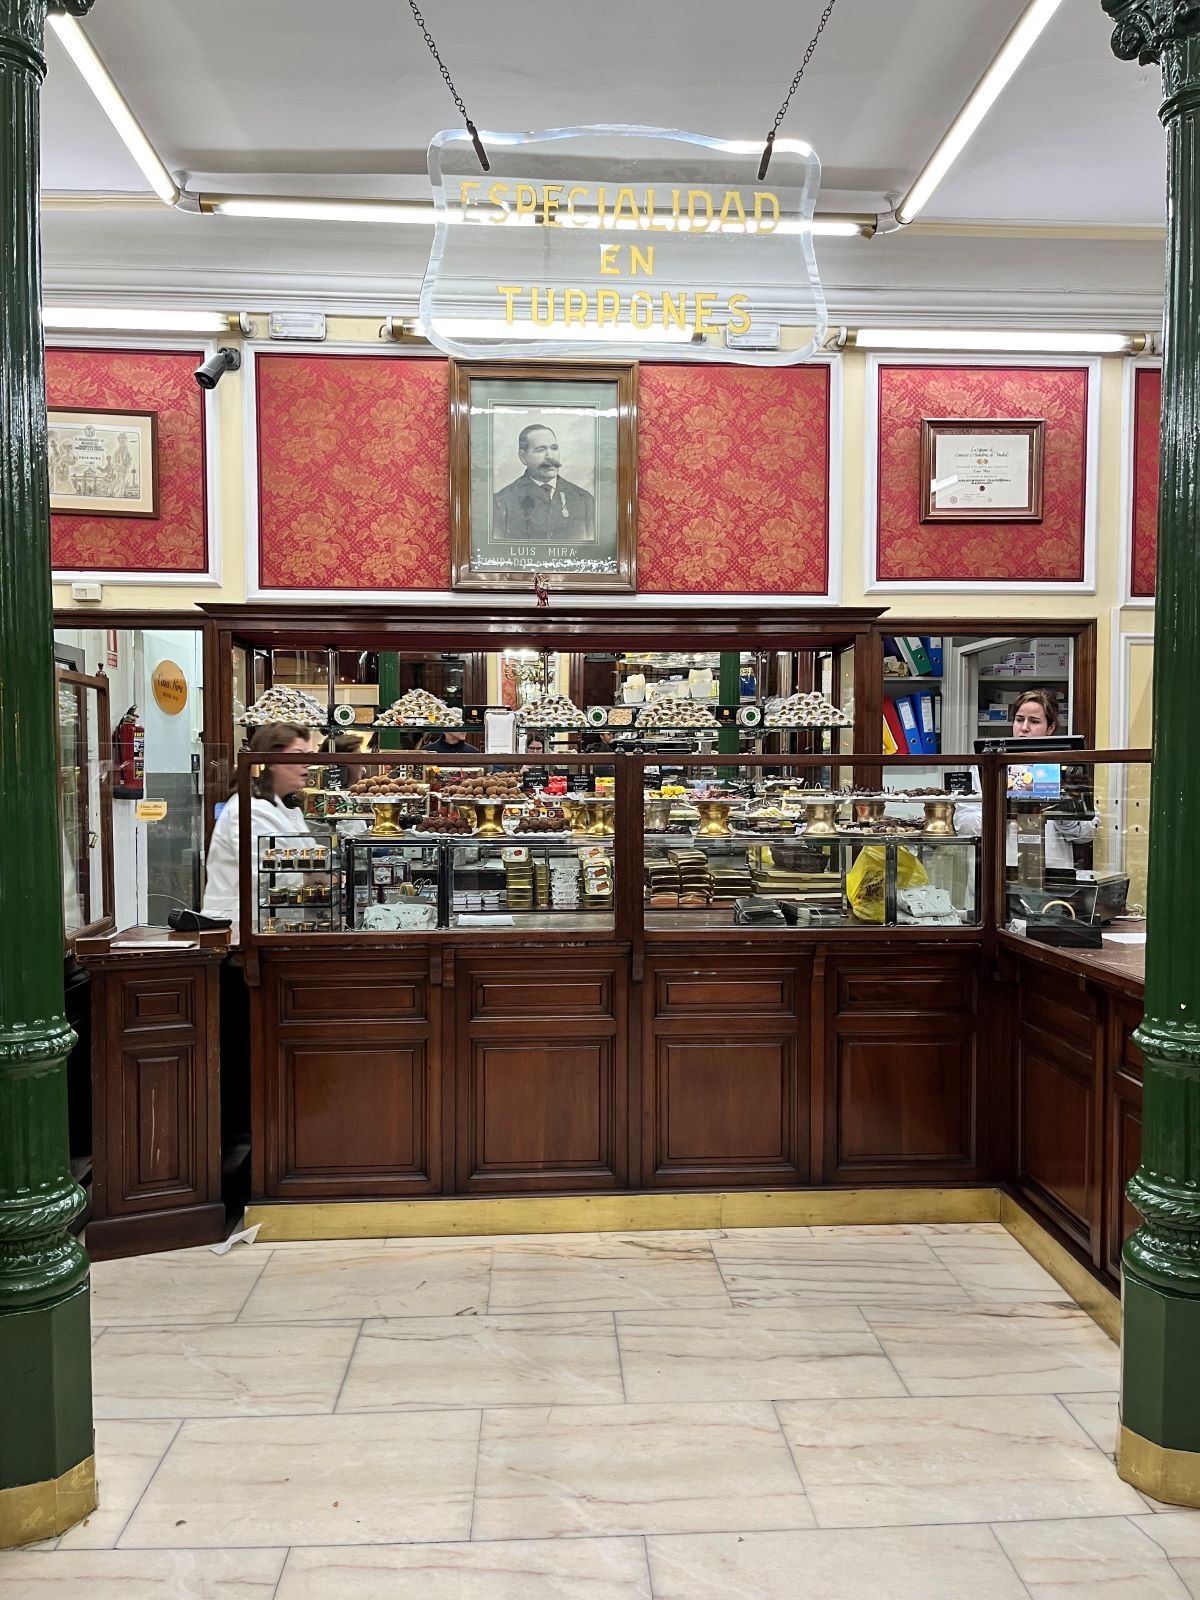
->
[758, 0, 841, 178]
[406, 0, 490, 168]
[772, 0, 840, 131]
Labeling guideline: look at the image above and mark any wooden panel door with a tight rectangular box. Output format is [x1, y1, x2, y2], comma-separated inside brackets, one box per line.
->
[824, 953, 981, 1183]
[455, 955, 627, 1193]
[262, 955, 440, 1198]
[1015, 969, 1101, 1255]
[642, 956, 809, 1188]
[89, 957, 224, 1259]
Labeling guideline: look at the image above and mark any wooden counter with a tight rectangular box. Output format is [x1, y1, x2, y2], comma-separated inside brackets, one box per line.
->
[997, 925, 1145, 1288]
[78, 926, 229, 1259]
[248, 933, 995, 1204]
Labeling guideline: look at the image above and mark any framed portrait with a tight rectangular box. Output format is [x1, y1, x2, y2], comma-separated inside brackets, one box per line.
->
[919, 417, 1044, 522]
[47, 408, 159, 518]
[449, 360, 637, 592]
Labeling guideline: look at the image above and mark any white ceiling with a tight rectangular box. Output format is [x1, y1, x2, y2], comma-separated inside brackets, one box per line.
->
[37, 0, 1170, 324]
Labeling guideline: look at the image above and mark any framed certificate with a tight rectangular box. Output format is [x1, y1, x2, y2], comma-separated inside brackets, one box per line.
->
[47, 408, 159, 518]
[919, 418, 1044, 522]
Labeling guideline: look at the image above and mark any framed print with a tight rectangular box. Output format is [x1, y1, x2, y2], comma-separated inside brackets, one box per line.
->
[450, 359, 637, 591]
[919, 417, 1044, 522]
[47, 408, 159, 518]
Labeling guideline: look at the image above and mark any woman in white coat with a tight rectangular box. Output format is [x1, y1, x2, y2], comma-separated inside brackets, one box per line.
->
[202, 722, 315, 938]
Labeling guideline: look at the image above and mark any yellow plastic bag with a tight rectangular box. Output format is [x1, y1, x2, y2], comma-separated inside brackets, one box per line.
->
[845, 844, 928, 923]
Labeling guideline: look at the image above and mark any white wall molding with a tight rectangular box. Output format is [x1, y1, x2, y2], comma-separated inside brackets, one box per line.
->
[48, 335, 223, 588]
[863, 352, 1100, 596]
[1119, 355, 1160, 609]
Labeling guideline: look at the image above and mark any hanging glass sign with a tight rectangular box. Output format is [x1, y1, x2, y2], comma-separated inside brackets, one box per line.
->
[420, 123, 828, 365]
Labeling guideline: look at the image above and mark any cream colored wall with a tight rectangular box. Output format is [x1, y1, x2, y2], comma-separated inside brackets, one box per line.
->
[50, 322, 1154, 744]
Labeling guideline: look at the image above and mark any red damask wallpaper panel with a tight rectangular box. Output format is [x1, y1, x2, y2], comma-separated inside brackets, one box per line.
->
[47, 348, 209, 573]
[875, 364, 1090, 584]
[256, 354, 832, 594]
[638, 362, 830, 594]
[257, 353, 450, 590]
[1131, 365, 1161, 599]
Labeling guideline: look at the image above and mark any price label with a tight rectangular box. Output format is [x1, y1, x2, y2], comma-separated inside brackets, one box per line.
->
[136, 800, 168, 822]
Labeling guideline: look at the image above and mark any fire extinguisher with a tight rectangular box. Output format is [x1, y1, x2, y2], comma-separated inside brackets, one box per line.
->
[112, 706, 145, 799]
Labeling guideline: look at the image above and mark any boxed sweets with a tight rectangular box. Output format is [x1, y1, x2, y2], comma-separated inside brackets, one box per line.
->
[241, 685, 327, 728]
[516, 693, 588, 728]
[376, 689, 463, 727]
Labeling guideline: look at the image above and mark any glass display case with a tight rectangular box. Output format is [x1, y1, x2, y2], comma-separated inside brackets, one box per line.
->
[241, 751, 620, 937]
[641, 759, 981, 931]
[56, 668, 113, 944]
[997, 750, 1150, 950]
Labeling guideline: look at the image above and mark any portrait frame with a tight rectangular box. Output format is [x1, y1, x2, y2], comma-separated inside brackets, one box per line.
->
[47, 407, 159, 519]
[919, 417, 1045, 523]
[449, 359, 638, 592]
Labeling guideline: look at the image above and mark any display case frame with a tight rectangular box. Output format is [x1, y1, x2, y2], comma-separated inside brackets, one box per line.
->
[55, 666, 115, 947]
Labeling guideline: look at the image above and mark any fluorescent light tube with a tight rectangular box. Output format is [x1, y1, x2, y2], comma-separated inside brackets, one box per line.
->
[853, 328, 1136, 354]
[423, 316, 695, 343]
[896, 0, 1065, 225]
[202, 196, 432, 224]
[48, 15, 179, 206]
[42, 306, 230, 334]
[201, 193, 873, 237]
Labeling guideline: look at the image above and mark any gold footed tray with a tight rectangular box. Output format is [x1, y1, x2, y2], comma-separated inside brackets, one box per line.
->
[694, 799, 733, 837]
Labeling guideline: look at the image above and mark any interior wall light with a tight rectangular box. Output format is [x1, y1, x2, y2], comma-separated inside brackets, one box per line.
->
[895, 0, 1065, 226]
[47, 14, 180, 206]
[42, 306, 234, 335]
[850, 328, 1147, 355]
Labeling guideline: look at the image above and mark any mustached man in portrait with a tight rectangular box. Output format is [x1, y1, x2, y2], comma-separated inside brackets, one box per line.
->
[492, 423, 596, 544]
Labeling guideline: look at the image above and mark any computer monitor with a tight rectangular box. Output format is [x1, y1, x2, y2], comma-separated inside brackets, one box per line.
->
[972, 735, 1085, 755]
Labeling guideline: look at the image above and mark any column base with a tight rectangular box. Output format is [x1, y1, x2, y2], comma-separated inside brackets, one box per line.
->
[0, 1454, 96, 1548]
[1119, 1425, 1200, 1508]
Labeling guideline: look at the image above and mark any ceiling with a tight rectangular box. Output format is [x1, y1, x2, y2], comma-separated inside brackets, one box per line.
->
[36, 0, 1170, 326]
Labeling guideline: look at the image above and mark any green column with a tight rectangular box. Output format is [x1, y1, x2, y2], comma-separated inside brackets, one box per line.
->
[0, 0, 96, 1548]
[1103, 0, 1200, 1507]
[717, 650, 740, 758]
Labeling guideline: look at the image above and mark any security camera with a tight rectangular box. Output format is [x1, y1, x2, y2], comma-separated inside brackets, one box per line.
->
[194, 347, 241, 389]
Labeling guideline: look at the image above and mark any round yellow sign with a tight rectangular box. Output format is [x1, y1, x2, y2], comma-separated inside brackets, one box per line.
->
[151, 660, 187, 716]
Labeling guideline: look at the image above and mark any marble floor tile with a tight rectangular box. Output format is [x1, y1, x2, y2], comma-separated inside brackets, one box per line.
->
[776, 1395, 1146, 1526]
[615, 1307, 905, 1403]
[714, 1238, 970, 1308]
[0, 1548, 285, 1599]
[473, 1401, 812, 1539]
[276, 1537, 652, 1599]
[864, 1302, 1119, 1395]
[994, 1515, 1192, 1597]
[1134, 1513, 1200, 1594]
[929, 1243, 1072, 1303]
[645, 1524, 1028, 1600]
[337, 1313, 623, 1411]
[119, 1411, 479, 1548]
[88, 1248, 271, 1328]
[488, 1237, 730, 1314]
[57, 1420, 181, 1551]
[1059, 1391, 1119, 1456]
[237, 1244, 491, 1322]
[92, 1322, 360, 1418]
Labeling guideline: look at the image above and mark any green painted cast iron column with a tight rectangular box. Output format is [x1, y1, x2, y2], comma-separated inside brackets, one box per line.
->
[0, 0, 97, 1546]
[1103, 0, 1200, 1506]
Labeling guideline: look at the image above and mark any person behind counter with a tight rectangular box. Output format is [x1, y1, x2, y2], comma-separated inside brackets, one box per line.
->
[421, 728, 479, 754]
[956, 688, 1097, 867]
[201, 722, 315, 937]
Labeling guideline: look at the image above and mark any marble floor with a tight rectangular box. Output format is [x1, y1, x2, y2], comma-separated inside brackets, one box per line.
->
[4, 1222, 1200, 1598]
